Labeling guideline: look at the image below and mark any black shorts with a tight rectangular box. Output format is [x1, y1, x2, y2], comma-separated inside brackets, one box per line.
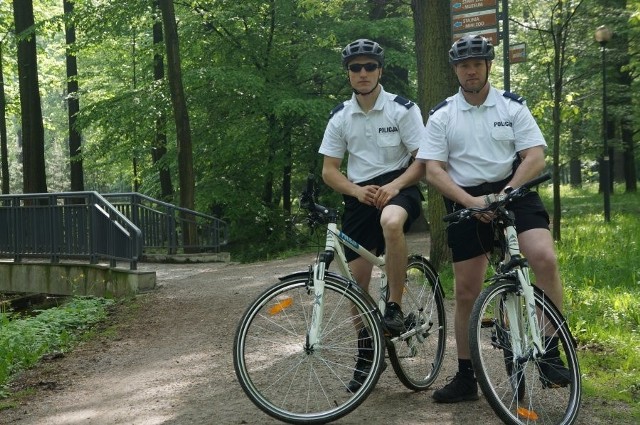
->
[446, 186, 550, 263]
[341, 170, 422, 262]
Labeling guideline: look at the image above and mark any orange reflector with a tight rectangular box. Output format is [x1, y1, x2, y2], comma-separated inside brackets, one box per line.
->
[268, 297, 293, 315]
[517, 407, 539, 421]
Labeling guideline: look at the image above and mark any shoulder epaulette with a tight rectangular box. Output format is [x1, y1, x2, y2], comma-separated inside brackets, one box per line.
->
[328, 102, 345, 119]
[429, 99, 448, 116]
[503, 91, 525, 104]
[393, 95, 415, 109]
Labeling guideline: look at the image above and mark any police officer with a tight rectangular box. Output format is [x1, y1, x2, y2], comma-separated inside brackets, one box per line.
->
[319, 38, 426, 392]
[416, 34, 570, 403]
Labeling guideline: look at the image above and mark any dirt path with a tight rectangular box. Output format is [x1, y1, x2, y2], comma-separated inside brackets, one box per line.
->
[0, 234, 626, 424]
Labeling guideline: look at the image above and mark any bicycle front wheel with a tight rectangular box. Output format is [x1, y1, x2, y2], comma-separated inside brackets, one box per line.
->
[469, 280, 581, 425]
[388, 256, 446, 391]
[233, 273, 385, 424]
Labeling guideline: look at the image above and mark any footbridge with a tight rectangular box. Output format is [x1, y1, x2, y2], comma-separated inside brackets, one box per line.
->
[0, 191, 229, 298]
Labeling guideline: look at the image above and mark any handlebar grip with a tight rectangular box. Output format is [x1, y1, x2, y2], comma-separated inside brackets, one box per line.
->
[443, 211, 459, 223]
[522, 173, 551, 190]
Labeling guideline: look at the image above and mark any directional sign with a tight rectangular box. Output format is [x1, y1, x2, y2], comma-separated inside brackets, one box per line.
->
[509, 43, 527, 63]
[452, 9, 498, 34]
[451, 0, 497, 13]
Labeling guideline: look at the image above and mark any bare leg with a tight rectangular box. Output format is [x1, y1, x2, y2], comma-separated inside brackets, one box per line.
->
[518, 228, 563, 310]
[452, 255, 488, 359]
[380, 205, 409, 305]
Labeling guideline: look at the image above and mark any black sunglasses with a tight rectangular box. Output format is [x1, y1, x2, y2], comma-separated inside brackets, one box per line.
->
[348, 63, 380, 73]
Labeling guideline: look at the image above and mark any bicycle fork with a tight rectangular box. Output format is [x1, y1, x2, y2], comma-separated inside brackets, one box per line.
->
[501, 225, 545, 363]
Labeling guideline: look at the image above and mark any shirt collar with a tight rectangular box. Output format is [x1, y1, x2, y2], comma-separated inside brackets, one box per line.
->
[350, 85, 387, 114]
[456, 84, 496, 111]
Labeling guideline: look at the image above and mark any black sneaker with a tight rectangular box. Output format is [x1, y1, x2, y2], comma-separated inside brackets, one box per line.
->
[432, 373, 479, 403]
[537, 356, 571, 388]
[383, 302, 406, 337]
[346, 328, 386, 392]
[537, 337, 571, 388]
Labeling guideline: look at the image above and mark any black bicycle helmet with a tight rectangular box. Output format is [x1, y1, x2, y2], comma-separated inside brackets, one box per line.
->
[341, 39, 384, 67]
[449, 35, 495, 64]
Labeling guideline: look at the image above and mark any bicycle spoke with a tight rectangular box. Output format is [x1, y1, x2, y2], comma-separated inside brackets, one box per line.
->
[470, 280, 582, 425]
[234, 276, 385, 424]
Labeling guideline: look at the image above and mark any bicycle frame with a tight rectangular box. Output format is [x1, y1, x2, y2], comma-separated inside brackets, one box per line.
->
[492, 209, 545, 362]
[308, 220, 386, 348]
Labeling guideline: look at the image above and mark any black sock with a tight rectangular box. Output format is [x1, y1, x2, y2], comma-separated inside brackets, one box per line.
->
[458, 358, 474, 378]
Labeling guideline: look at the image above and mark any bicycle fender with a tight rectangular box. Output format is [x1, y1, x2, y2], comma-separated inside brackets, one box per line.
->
[278, 270, 383, 319]
[408, 254, 445, 300]
[278, 270, 362, 292]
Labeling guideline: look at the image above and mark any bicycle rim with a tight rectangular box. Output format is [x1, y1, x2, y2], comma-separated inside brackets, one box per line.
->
[233, 275, 385, 424]
[470, 280, 582, 425]
[389, 256, 446, 391]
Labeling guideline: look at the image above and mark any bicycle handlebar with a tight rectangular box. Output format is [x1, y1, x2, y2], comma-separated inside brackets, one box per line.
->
[443, 173, 551, 223]
[300, 174, 333, 218]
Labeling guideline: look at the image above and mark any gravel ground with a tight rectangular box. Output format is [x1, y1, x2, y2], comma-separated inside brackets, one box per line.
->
[1, 233, 632, 424]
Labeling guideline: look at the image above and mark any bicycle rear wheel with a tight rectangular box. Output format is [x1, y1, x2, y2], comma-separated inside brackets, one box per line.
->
[470, 280, 581, 425]
[233, 273, 385, 424]
[388, 255, 446, 391]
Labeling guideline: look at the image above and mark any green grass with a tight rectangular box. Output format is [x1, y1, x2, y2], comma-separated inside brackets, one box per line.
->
[541, 184, 640, 415]
[0, 297, 115, 398]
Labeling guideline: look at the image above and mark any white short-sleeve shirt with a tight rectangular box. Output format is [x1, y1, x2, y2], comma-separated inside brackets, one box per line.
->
[319, 86, 425, 184]
[416, 85, 546, 187]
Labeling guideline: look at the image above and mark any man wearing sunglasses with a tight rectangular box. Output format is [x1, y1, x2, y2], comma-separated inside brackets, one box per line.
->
[318, 38, 426, 392]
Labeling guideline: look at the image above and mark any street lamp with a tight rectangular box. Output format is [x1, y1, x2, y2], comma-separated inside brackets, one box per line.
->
[595, 25, 612, 222]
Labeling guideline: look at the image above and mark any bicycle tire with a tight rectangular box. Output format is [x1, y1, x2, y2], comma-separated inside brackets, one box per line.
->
[388, 255, 446, 391]
[469, 279, 582, 425]
[233, 274, 385, 424]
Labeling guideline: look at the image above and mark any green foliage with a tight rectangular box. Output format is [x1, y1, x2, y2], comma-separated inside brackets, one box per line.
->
[0, 297, 114, 395]
[538, 184, 640, 409]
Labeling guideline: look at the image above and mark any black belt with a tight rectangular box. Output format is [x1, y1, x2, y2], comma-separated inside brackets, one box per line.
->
[357, 168, 407, 187]
[461, 175, 512, 197]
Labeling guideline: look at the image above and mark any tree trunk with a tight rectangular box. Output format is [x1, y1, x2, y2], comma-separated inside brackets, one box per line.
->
[64, 0, 84, 192]
[153, 0, 174, 202]
[13, 0, 47, 194]
[159, 0, 196, 252]
[0, 43, 10, 194]
[551, 12, 563, 242]
[412, 0, 456, 270]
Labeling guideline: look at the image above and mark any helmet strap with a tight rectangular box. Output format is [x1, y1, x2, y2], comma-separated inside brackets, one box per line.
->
[352, 80, 380, 96]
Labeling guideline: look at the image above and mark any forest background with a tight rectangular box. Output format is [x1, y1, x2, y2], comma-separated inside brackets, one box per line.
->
[1, 0, 639, 418]
[0, 0, 638, 262]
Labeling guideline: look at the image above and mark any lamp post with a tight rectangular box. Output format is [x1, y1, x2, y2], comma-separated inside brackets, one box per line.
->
[595, 25, 612, 222]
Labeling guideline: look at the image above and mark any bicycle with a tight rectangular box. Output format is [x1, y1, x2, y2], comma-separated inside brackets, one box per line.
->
[443, 173, 581, 425]
[233, 175, 446, 424]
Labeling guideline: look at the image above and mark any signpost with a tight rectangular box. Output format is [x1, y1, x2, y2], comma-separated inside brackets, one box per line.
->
[450, 0, 499, 44]
[509, 43, 527, 64]
[450, 0, 526, 91]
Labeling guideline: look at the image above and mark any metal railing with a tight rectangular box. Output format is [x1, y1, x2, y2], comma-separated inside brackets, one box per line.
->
[101, 193, 229, 255]
[0, 192, 142, 270]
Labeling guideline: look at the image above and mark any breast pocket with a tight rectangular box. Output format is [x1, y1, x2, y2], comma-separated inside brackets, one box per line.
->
[491, 127, 515, 144]
[376, 132, 401, 148]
